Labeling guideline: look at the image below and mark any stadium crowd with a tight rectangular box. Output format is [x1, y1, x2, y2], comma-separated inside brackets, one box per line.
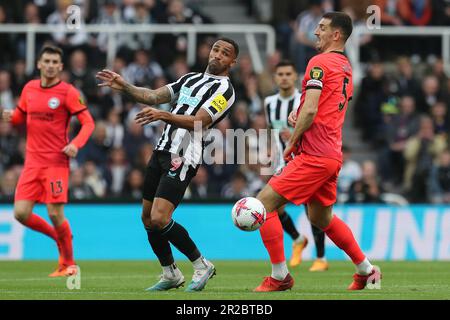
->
[0, 0, 450, 204]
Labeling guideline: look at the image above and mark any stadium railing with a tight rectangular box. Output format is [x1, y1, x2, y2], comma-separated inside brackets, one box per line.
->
[348, 25, 450, 85]
[0, 23, 276, 75]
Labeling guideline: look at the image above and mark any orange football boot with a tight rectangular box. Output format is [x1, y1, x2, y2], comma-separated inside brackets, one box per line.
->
[289, 237, 308, 267]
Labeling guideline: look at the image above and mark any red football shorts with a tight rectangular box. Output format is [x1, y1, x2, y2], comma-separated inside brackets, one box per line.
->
[269, 153, 342, 206]
[15, 167, 69, 203]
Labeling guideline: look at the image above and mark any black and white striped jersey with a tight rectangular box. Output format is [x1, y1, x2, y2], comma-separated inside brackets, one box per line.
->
[264, 89, 301, 170]
[155, 72, 235, 166]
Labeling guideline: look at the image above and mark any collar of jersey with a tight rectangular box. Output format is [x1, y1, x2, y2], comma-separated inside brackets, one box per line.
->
[204, 72, 229, 79]
[40, 80, 62, 89]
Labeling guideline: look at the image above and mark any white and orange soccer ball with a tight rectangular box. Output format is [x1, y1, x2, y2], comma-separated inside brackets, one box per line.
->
[231, 197, 266, 231]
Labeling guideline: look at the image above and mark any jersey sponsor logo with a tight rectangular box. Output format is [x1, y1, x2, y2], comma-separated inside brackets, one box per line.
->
[310, 67, 324, 80]
[48, 97, 60, 109]
[78, 96, 86, 106]
[170, 157, 182, 171]
[178, 86, 200, 107]
[210, 94, 227, 113]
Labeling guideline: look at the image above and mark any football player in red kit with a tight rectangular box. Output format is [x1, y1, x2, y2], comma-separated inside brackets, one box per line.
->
[253, 12, 381, 292]
[0, 46, 95, 276]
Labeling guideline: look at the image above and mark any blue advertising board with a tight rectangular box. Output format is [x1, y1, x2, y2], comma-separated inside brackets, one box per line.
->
[0, 204, 449, 261]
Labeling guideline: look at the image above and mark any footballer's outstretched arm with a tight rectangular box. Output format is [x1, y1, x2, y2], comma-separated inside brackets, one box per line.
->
[135, 107, 213, 131]
[96, 69, 171, 106]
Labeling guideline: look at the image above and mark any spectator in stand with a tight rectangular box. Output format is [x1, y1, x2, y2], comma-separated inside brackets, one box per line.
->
[68, 49, 97, 104]
[0, 71, 15, 110]
[191, 41, 212, 73]
[83, 160, 107, 198]
[354, 62, 390, 144]
[187, 166, 212, 199]
[230, 101, 251, 130]
[430, 58, 449, 87]
[221, 170, 251, 199]
[123, 49, 164, 88]
[152, 0, 213, 67]
[393, 56, 421, 97]
[430, 101, 450, 135]
[90, 0, 123, 59]
[415, 75, 446, 114]
[46, 0, 88, 53]
[337, 146, 362, 194]
[348, 160, 384, 204]
[105, 147, 130, 197]
[378, 95, 420, 187]
[373, 0, 403, 25]
[292, 0, 324, 73]
[69, 167, 95, 200]
[105, 109, 125, 148]
[271, 0, 308, 58]
[77, 121, 110, 166]
[135, 142, 154, 172]
[166, 56, 190, 83]
[15, 3, 48, 60]
[122, 0, 157, 53]
[404, 116, 447, 202]
[122, 168, 144, 200]
[122, 119, 149, 163]
[243, 74, 263, 115]
[10, 60, 31, 97]
[0, 121, 20, 173]
[231, 53, 254, 101]
[205, 148, 237, 197]
[428, 149, 450, 204]
[257, 50, 282, 98]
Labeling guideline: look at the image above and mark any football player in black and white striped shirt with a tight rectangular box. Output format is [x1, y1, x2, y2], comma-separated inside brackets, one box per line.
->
[96, 38, 238, 292]
[264, 60, 327, 271]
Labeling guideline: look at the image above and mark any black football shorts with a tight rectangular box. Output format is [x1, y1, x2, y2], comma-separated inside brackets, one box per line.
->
[143, 150, 198, 207]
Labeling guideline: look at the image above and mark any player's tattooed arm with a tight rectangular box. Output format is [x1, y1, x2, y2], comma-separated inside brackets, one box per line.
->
[96, 69, 171, 106]
[123, 84, 171, 106]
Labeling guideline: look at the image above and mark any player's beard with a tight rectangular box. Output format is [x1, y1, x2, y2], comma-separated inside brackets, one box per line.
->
[207, 60, 225, 75]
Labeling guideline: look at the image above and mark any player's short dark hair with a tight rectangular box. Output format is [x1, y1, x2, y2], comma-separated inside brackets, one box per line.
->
[322, 11, 353, 42]
[38, 45, 64, 60]
[275, 60, 297, 71]
[217, 37, 239, 58]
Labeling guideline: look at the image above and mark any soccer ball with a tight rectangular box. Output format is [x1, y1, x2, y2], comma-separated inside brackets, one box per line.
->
[231, 197, 266, 231]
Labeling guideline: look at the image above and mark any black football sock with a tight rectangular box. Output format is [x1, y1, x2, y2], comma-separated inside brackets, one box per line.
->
[279, 210, 300, 241]
[311, 224, 325, 258]
[145, 226, 174, 266]
[162, 220, 201, 262]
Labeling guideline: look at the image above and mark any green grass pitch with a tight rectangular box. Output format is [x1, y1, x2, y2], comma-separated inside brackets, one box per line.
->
[0, 261, 449, 300]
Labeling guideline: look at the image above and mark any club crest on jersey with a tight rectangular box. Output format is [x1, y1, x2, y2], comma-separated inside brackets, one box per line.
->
[310, 67, 324, 80]
[48, 97, 60, 109]
[170, 157, 182, 171]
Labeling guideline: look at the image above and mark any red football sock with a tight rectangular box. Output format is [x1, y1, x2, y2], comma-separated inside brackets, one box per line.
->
[23, 214, 57, 241]
[322, 215, 365, 265]
[55, 220, 75, 266]
[259, 211, 285, 264]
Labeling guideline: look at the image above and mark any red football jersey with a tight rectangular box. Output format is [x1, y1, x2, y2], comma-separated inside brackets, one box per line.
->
[17, 80, 87, 167]
[297, 51, 353, 161]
